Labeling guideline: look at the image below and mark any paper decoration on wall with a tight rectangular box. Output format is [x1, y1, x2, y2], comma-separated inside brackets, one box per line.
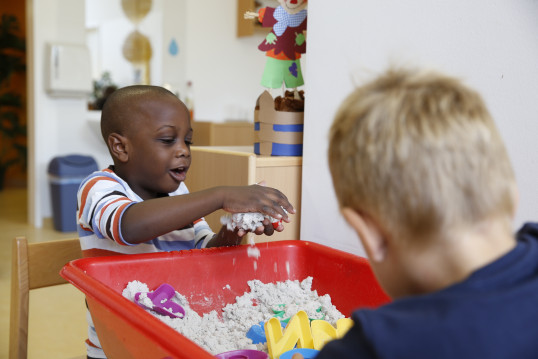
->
[244, 0, 307, 97]
[121, 0, 153, 84]
[121, 0, 152, 23]
[245, 1, 307, 157]
[168, 38, 179, 56]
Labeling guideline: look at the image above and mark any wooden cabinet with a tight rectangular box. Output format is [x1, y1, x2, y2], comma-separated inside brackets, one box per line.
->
[191, 121, 254, 146]
[184, 146, 302, 243]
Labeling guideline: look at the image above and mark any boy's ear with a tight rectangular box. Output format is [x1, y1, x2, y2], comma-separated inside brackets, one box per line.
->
[108, 133, 129, 163]
[341, 207, 387, 263]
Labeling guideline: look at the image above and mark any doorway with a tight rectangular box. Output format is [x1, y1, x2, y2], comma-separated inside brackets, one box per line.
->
[0, 2, 27, 190]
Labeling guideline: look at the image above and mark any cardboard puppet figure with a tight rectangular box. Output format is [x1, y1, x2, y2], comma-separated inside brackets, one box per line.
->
[245, 0, 307, 97]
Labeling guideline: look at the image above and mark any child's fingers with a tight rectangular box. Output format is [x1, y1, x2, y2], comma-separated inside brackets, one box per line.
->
[284, 205, 296, 215]
[261, 205, 283, 221]
[268, 201, 294, 222]
[255, 183, 295, 216]
[269, 191, 295, 216]
[225, 184, 295, 220]
[270, 201, 294, 220]
[263, 223, 275, 236]
[252, 222, 275, 236]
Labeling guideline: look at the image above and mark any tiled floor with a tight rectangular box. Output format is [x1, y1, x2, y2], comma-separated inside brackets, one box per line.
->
[1, 188, 87, 359]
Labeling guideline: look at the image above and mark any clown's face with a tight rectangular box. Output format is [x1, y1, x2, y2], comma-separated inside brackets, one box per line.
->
[277, 0, 307, 14]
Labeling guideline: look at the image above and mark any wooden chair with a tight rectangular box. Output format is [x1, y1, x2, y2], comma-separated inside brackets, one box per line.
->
[9, 236, 84, 359]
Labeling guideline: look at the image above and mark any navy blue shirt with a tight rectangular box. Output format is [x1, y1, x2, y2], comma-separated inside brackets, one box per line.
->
[317, 223, 538, 359]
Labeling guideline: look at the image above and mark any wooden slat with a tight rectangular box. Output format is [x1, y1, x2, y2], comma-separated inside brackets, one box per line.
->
[27, 238, 82, 289]
[9, 237, 82, 359]
[10, 237, 29, 359]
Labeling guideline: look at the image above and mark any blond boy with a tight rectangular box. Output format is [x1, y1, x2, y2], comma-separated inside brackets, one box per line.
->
[316, 68, 538, 358]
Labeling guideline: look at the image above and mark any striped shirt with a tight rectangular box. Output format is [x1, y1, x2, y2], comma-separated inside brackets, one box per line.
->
[77, 167, 215, 257]
[77, 167, 215, 358]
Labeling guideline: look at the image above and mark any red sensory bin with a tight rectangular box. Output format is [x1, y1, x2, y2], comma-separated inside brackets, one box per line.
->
[61, 240, 390, 359]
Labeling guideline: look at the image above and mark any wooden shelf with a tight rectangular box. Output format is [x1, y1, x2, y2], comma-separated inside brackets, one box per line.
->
[191, 121, 254, 146]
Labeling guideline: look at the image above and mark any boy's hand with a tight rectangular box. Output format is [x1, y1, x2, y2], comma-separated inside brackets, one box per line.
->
[220, 184, 295, 223]
[206, 219, 279, 248]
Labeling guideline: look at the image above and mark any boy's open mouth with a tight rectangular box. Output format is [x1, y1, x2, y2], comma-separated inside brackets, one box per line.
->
[169, 166, 187, 182]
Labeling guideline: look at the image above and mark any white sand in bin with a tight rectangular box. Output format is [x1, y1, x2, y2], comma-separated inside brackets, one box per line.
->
[123, 277, 344, 355]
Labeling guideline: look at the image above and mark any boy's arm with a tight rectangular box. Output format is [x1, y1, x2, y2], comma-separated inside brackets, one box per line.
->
[120, 185, 293, 245]
[205, 225, 243, 248]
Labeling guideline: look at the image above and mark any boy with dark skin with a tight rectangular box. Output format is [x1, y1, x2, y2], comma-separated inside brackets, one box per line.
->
[99, 85, 293, 245]
[78, 85, 294, 358]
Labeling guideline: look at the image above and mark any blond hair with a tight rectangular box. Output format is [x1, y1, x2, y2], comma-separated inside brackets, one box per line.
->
[329, 68, 516, 241]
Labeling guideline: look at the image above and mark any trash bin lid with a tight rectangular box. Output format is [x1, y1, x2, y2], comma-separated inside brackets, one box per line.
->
[48, 154, 99, 176]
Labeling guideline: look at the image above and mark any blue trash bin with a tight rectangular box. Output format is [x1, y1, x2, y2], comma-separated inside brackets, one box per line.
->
[48, 154, 98, 232]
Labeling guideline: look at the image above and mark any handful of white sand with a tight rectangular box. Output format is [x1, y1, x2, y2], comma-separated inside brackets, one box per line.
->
[220, 212, 282, 232]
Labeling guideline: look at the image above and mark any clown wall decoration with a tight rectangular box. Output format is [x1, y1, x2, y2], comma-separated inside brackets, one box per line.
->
[245, 0, 307, 157]
[245, 0, 307, 98]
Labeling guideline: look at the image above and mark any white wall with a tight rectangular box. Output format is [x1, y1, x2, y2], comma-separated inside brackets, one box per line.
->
[85, 0, 182, 89]
[183, 0, 271, 122]
[301, 0, 538, 256]
[28, 0, 110, 227]
[161, 0, 187, 93]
